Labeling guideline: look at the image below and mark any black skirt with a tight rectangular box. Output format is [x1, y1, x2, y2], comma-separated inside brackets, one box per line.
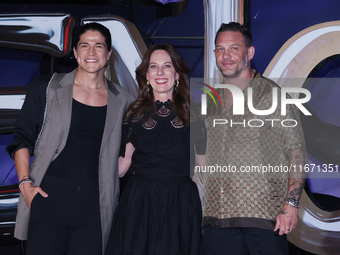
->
[106, 173, 202, 255]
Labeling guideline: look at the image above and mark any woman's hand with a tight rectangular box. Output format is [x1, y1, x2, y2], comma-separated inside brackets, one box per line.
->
[118, 143, 135, 177]
[19, 182, 48, 209]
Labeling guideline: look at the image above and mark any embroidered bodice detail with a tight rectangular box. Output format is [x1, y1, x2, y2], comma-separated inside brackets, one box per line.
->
[157, 105, 171, 117]
[137, 100, 184, 130]
[121, 99, 190, 177]
[131, 114, 144, 123]
[170, 116, 184, 128]
[142, 117, 157, 130]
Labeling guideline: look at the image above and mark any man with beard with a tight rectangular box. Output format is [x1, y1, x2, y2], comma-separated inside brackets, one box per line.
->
[202, 22, 307, 254]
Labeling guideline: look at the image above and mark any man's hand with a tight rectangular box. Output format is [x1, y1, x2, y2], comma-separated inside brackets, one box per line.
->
[273, 146, 307, 235]
[274, 204, 298, 235]
[20, 182, 48, 209]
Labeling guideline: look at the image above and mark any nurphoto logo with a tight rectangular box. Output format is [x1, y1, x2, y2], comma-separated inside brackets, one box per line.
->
[200, 83, 312, 116]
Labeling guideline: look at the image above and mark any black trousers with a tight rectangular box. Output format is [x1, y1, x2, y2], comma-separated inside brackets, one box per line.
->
[203, 226, 288, 255]
[26, 176, 102, 255]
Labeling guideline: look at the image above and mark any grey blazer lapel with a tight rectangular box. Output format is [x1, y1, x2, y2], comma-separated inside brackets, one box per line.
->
[55, 71, 75, 148]
[100, 80, 121, 153]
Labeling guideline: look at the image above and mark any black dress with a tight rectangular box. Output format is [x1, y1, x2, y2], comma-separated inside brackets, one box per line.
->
[109, 100, 202, 255]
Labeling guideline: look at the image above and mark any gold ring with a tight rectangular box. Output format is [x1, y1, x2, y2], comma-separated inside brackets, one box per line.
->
[286, 228, 290, 231]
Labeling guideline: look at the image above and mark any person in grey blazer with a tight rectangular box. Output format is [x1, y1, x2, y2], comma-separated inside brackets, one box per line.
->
[6, 22, 134, 255]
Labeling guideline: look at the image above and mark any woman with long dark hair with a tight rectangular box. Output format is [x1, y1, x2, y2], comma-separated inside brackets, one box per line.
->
[107, 44, 203, 254]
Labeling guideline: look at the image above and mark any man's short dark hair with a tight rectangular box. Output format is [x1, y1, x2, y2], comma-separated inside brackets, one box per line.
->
[215, 22, 252, 48]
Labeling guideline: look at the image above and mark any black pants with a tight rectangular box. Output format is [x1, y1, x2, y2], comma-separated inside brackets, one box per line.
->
[203, 226, 288, 255]
[26, 176, 102, 255]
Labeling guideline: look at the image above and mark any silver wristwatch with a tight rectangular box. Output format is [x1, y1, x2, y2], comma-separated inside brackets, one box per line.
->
[285, 196, 300, 208]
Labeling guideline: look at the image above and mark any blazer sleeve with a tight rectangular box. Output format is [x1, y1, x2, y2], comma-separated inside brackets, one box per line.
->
[6, 75, 51, 158]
